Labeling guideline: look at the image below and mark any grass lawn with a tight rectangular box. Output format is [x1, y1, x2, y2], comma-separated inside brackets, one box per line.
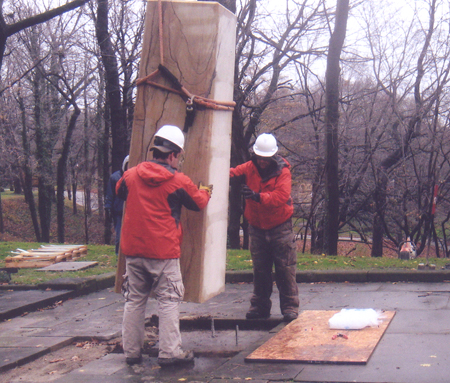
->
[0, 190, 24, 200]
[0, 242, 117, 285]
[1, 241, 449, 285]
[226, 249, 450, 271]
[2, 192, 449, 285]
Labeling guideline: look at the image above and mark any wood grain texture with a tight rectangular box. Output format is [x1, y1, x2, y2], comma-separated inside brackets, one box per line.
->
[115, 1, 236, 303]
[5, 245, 87, 268]
[245, 310, 396, 364]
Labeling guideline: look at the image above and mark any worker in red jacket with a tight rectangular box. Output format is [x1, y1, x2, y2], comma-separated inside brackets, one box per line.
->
[230, 133, 299, 323]
[117, 125, 212, 367]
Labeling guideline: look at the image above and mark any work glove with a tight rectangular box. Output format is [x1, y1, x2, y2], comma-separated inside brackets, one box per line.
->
[199, 182, 213, 197]
[242, 185, 260, 202]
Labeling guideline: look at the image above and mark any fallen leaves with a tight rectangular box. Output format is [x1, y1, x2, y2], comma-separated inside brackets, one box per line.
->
[75, 340, 100, 349]
[49, 358, 65, 363]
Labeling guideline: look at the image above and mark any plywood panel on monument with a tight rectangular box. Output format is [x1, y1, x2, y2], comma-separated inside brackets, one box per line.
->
[119, 0, 236, 303]
[245, 310, 396, 364]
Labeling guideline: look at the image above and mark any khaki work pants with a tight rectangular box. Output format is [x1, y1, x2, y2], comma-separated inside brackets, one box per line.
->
[248, 219, 299, 316]
[122, 256, 185, 359]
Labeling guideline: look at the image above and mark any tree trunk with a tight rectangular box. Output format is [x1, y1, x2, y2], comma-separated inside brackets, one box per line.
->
[38, 182, 53, 243]
[97, 64, 112, 245]
[227, 177, 243, 249]
[84, 188, 90, 244]
[0, 192, 3, 233]
[57, 105, 81, 243]
[96, 134, 105, 218]
[22, 169, 41, 242]
[85, 187, 92, 216]
[310, 218, 324, 255]
[371, 169, 387, 257]
[13, 176, 22, 194]
[72, 179, 78, 215]
[102, 119, 112, 246]
[83, 85, 92, 218]
[33, 73, 53, 243]
[95, 0, 127, 172]
[228, 97, 250, 248]
[323, 0, 349, 255]
[242, 217, 249, 250]
[18, 93, 41, 241]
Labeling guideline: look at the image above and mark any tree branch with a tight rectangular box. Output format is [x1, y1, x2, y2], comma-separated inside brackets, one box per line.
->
[6, 0, 91, 37]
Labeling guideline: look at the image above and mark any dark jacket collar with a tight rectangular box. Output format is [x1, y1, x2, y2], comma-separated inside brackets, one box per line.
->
[251, 154, 289, 182]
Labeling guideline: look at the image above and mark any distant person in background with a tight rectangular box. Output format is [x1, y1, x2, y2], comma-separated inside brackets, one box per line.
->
[105, 155, 129, 256]
[399, 237, 416, 260]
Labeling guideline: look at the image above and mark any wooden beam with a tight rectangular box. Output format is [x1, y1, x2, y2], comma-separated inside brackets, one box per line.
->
[114, 0, 236, 303]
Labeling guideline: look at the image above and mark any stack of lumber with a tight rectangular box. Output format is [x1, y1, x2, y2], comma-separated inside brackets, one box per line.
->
[4, 245, 87, 268]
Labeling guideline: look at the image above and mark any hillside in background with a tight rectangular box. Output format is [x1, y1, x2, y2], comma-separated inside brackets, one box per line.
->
[0, 196, 106, 245]
[0, 193, 401, 259]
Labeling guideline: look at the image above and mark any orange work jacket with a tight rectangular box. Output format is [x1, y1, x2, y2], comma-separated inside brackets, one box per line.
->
[230, 156, 293, 230]
[117, 160, 210, 259]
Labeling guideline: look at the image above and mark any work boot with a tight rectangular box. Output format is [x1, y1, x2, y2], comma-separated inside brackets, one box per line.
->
[246, 310, 270, 320]
[283, 312, 298, 323]
[158, 350, 195, 367]
[126, 355, 142, 365]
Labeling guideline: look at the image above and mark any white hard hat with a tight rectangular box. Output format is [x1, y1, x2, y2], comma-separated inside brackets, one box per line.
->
[253, 133, 278, 157]
[122, 155, 129, 172]
[152, 125, 185, 152]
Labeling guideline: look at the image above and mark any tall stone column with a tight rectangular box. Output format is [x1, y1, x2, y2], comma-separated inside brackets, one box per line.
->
[116, 0, 236, 303]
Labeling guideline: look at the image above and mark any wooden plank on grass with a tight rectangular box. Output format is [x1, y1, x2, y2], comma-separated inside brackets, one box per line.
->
[245, 310, 395, 365]
[4, 244, 87, 268]
[38, 261, 99, 272]
[5, 261, 55, 268]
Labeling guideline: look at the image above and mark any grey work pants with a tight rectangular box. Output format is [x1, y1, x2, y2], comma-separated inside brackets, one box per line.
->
[248, 219, 299, 316]
[122, 256, 185, 359]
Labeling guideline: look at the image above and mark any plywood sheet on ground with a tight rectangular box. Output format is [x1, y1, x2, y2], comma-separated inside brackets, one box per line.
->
[245, 310, 395, 365]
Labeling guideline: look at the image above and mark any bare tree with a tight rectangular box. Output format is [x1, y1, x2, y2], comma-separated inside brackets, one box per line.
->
[94, 0, 128, 173]
[53, 79, 82, 243]
[1, 0, 97, 242]
[364, 0, 450, 257]
[263, 0, 450, 259]
[18, 89, 41, 241]
[0, 0, 90, 74]
[91, 0, 144, 244]
[228, 0, 329, 248]
[323, 0, 349, 255]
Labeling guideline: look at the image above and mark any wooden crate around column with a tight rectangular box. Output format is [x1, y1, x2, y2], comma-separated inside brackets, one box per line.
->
[115, 0, 236, 303]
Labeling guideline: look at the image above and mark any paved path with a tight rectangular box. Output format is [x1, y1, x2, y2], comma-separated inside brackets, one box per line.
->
[2, 277, 450, 382]
[64, 191, 99, 211]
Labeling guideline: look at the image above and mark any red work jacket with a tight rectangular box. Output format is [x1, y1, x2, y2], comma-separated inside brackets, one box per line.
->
[116, 160, 210, 259]
[230, 156, 293, 230]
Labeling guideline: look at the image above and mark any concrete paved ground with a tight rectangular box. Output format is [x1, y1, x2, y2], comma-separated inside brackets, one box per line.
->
[2, 277, 450, 382]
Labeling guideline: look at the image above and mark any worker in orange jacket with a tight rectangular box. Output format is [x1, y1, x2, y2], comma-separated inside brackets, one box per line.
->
[230, 133, 299, 322]
[117, 125, 212, 367]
